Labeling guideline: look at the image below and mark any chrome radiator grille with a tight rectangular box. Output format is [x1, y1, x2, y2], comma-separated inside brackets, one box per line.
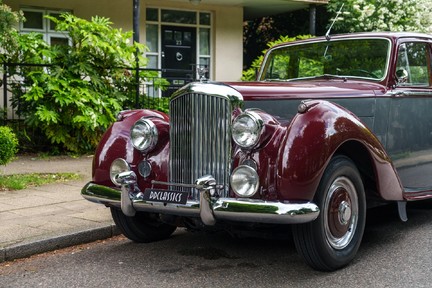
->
[170, 92, 232, 199]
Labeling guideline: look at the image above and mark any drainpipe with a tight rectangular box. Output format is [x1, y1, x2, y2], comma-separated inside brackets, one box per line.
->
[133, 0, 140, 108]
[309, 4, 316, 36]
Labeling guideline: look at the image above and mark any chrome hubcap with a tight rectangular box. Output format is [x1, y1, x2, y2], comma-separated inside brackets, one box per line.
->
[338, 201, 351, 225]
[324, 176, 358, 250]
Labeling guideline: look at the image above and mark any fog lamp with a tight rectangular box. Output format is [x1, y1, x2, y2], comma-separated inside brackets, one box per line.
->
[230, 165, 259, 197]
[110, 158, 130, 186]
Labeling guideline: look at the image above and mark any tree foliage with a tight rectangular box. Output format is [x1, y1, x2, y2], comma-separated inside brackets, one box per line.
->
[243, 6, 328, 70]
[327, 0, 432, 33]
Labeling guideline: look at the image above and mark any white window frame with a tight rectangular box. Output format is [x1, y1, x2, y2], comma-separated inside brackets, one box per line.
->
[20, 7, 72, 46]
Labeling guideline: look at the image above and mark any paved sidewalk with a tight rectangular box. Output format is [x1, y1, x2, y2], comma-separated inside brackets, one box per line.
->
[0, 155, 118, 263]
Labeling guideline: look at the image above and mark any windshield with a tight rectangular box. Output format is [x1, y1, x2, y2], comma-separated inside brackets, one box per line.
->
[260, 38, 390, 81]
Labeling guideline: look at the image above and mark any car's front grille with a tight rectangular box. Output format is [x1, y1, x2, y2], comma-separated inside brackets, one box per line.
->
[169, 91, 232, 200]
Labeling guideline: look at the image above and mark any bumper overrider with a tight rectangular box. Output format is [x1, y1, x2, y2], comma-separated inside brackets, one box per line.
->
[81, 171, 320, 226]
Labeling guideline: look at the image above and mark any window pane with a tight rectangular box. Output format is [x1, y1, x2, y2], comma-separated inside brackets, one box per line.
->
[161, 10, 196, 24]
[50, 36, 69, 46]
[199, 57, 209, 66]
[49, 12, 62, 31]
[199, 28, 210, 55]
[146, 24, 158, 52]
[164, 29, 173, 41]
[261, 39, 389, 81]
[200, 13, 210, 25]
[174, 31, 182, 42]
[22, 11, 44, 30]
[147, 55, 158, 69]
[146, 8, 158, 21]
[184, 31, 191, 42]
[397, 43, 430, 86]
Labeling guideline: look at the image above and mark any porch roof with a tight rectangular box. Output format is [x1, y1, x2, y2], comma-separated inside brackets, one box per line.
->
[185, 0, 328, 19]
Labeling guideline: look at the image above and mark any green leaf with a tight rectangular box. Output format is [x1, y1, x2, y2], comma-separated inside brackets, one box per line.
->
[35, 106, 59, 124]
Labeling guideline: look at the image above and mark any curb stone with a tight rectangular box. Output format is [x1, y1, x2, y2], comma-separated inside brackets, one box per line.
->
[0, 224, 120, 263]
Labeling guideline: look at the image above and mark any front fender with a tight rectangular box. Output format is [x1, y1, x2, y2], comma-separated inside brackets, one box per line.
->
[276, 100, 403, 201]
[92, 109, 170, 189]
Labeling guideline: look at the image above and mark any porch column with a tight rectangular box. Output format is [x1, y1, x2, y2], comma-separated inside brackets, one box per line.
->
[133, 0, 140, 108]
[309, 4, 316, 36]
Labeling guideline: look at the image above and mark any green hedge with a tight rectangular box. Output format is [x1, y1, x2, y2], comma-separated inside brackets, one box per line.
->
[0, 126, 18, 165]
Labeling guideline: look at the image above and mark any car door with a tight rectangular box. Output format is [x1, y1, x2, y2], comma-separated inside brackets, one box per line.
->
[387, 40, 432, 190]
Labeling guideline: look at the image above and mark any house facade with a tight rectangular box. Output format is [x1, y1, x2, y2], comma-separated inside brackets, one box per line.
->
[2, 0, 327, 118]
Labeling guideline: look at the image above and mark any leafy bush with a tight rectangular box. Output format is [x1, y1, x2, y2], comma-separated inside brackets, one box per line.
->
[242, 35, 312, 81]
[0, 126, 18, 165]
[7, 14, 165, 153]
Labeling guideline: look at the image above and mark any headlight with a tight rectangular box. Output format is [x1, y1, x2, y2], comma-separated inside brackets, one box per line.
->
[230, 165, 259, 197]
[131, 118, 158, 152]
[232, 111, 264, 149]
[110, 158, 130, 186]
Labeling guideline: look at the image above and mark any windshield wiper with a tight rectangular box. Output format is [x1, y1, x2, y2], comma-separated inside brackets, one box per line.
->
[287, 74, 348, 82]
[309, 74, 348, 81]
[264, 75, 348, 82]
[264, 78, 292, 82]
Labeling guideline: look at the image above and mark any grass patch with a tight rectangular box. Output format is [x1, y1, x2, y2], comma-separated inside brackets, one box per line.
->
[0, 173, 81, 191]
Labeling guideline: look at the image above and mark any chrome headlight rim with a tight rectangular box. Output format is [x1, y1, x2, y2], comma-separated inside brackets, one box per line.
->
[110, 158, 131, 186]
[230, 165, 260, 198]
[232, 110, 264, 149]
[130, 118, 158, 153]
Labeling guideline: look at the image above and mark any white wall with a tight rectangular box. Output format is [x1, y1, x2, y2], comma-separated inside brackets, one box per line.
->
[214, 6, 243, 81]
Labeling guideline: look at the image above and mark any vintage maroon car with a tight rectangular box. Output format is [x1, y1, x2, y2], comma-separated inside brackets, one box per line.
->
[82, 32, 432, 271]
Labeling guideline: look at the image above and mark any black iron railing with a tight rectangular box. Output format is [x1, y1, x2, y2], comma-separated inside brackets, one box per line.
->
[1, 62, 208, 123]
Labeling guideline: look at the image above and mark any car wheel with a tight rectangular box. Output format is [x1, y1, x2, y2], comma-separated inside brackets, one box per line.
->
[292, 155, 366, 271]
[111, 208, 177, 243]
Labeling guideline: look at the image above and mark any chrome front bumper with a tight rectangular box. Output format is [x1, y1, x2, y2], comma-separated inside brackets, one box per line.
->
[81, 173, 320, 226]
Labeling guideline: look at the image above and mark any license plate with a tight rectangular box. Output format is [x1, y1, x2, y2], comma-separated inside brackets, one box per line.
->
[143, 188, 189, 204]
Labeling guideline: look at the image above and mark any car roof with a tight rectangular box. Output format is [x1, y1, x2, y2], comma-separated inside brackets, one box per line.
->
[272, 32, 432, 49]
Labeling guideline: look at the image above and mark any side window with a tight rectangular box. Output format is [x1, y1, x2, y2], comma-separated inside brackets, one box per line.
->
[396, 42, 431, 87]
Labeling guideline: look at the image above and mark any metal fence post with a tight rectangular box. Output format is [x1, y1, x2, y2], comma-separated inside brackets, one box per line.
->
[2, 62, 7, 123]
[133, 0, 140, 109]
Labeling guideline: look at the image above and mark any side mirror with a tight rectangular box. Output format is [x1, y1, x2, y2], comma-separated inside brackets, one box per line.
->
[395, 69, 409, 84]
